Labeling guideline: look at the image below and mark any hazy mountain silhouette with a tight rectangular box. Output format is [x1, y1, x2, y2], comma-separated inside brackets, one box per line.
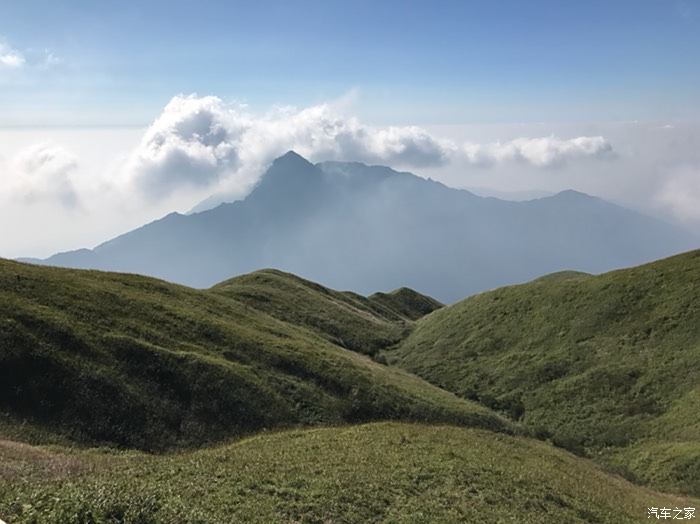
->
[33, 151, 698, 302]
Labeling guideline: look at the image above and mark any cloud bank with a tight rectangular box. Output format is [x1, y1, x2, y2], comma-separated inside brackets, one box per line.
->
[127, 95, 453, 198]
[4, 117, 700, 261]
[8, 143, 80, 208]
[657, 166, 700, 224]
[127, 94, 613, 200]
[462, 136, 613, 168]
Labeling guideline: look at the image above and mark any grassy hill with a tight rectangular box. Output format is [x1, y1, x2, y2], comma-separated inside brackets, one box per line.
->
[368, 287, 444, 321]
[391, 249, 700, 495]
[211, 269, 442, 356]
[0, 259, 507, 451]
[2, 422, 695, 523]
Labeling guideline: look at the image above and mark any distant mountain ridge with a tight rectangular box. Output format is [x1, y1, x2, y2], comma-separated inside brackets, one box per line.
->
[32, 151, 698, 302]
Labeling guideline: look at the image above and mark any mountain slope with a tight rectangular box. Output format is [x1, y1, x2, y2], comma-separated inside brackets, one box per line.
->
[0, 259, 508, 450]
[368, 287, 444, 321]
[2, 422, 696, 523]
[391, 249, 700, 495]
[35, 151, 698, 303]
[211, 269, 442, 355]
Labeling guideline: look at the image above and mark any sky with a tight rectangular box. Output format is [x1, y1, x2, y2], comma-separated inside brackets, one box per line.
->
[1, 0, 700, 258]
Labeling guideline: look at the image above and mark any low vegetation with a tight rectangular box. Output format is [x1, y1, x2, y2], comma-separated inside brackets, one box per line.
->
[3, 422, 695, 524]
[212, 269, 441, 355]
[391, 250, 700, 495]
[0, 259, 505, 451]
[3, 252, 700, 520]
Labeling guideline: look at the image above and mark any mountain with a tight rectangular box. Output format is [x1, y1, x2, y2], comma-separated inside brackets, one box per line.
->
[390, 249, 700, 496]
[3, 422, 696, 523]
[464, 186, 555, 201]
[0, 258, 508, 450]
[34, 151, 698, 302]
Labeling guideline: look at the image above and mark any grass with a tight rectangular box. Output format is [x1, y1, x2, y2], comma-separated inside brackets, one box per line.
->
[4, 253, 700, 519]
[0, 259, 507, 451]
[390, 249, 700, 495]
[368, 287, 444, 322]
[212, 269, 441, 356]
[2, 422, 696, 524]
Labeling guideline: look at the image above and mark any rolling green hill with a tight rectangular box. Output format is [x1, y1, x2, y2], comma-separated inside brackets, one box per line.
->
[2, 422, 695, 524]
[4, 253, 700, 520]
[391, 249, 700, 495]
[211, 269, 442, 355]
[0, 259, 507, 451]
[368, 287, 444, 321]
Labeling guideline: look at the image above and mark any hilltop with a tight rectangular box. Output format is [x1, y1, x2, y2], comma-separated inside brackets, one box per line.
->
[211, 269, 442, 355]
[391, 249, 700, 495]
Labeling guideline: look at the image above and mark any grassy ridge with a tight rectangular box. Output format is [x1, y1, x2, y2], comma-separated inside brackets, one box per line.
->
[368, 287, 444, 321]
[0, 259, 507, 450]
[391, 250, 700, 495]
[2, 422, 695, 524]
[212, 269, 442, 355]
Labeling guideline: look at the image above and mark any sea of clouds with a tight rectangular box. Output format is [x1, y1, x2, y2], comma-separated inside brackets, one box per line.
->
[2, 94, 698, 258]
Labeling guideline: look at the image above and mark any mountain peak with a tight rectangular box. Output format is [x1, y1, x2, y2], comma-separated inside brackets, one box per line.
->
[554, 189, 594, 200]
[246, 150, 322, 208]
[273, 150, 313, 167]
[263, 150, 317, 180]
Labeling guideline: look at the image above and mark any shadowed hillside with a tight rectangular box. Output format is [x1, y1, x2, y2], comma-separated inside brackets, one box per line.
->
[0, 259, 506, 450]
[391, 249, 700, 495]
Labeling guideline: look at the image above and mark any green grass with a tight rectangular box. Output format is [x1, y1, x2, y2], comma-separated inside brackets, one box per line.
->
[368, 287, 444, 322]
[2, 422, 695, 524]
[212, 269, 441, 356]
[0, 259, 507, 451]
[4, 253, 700, 519]
[390, 249, 700, 495]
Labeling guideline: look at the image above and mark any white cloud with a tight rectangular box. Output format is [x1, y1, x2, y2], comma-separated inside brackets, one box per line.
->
[0, 120, 695, 260]
[41, 50, 62, 68]
[462, 136, 613, 168]
[8, 143, 80, 208]
[0, 38, 62, 70]
[127, 96, 617, 202]
[128, 95, 613, 202]
[126, 95, 246, 198]
[0, 41, 25, 68]
[0, 96, 620, 219]
[657, 166, 700, 224]
[127, 94, 455, 198]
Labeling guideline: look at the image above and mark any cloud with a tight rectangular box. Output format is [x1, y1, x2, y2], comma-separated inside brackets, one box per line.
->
[9, 143, 80, 208]
[0, 38, 62, 70]
[41, 50, 62, 68]
[462, 136, 613, 168]
[657, 166, 700, 224]
[127, 95, 616, 202]
[0, 41, 25, 68]
[127, 95, 455, 199]
[126, 95, 246, 198]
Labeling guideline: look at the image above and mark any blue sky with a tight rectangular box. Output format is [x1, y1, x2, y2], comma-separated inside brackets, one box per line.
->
[1, 0, 699, 125]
